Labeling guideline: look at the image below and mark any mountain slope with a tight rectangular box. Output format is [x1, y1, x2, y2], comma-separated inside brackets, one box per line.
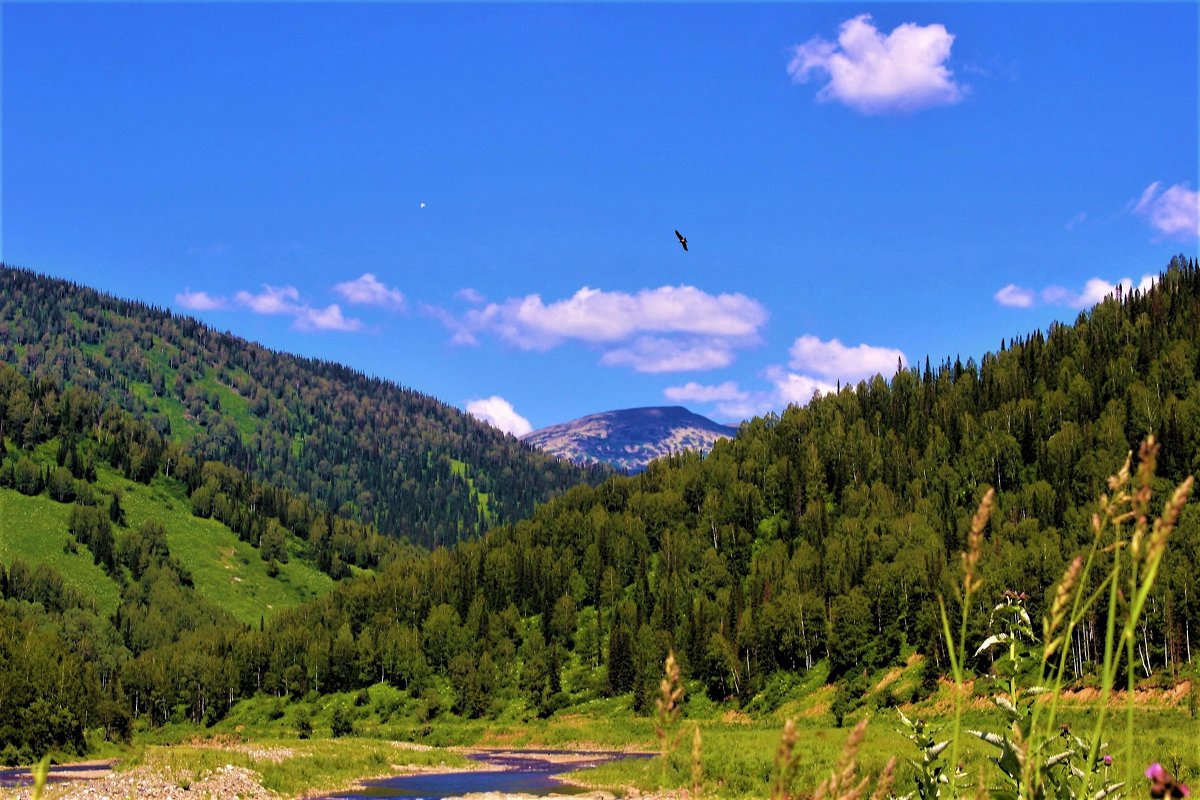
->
[0, 265, 608, 547]
[522, 405, 736, 473]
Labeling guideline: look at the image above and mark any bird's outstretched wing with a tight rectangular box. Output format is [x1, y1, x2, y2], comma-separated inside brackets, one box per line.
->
[675, 230, 688, 251]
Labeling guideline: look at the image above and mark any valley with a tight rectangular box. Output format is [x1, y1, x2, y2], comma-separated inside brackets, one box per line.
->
[1, 258, 1199, 797]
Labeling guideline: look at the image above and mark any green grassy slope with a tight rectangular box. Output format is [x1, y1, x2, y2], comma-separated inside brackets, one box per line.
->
[0, 457, 333, 626]
[0, 488, 121, 615]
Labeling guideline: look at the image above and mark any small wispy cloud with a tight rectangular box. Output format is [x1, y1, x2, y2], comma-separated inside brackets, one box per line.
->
[294, 304, 363, 332]
[175, 289, 228, 311]
[997, 275, 1157, 310]
[333, 273, 407, 311]
[235, 285, 302, 316]
[466, 395, 532, 437]
[788, 13, 964, 114]
[455, 288, 486, 305]
[599, 337, 735, 373]
[232, 284, 364, 332]
[663, 381, 750, 404]
[436, 285, 768, 373]
[994, 284, 1036, 308]
[1065, 211, 1087, 231]
[1134, 182, 1200, 239]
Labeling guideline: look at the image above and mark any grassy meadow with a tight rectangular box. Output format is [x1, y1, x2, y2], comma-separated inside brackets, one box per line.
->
[60, 675, 1195, 800]
[0, 455, 332, 626]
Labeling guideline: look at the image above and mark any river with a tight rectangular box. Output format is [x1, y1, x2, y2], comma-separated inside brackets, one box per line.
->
[321, 749, 648, 800]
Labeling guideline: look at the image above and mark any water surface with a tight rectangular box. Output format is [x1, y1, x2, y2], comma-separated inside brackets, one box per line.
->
[0, 762, 112, 789]
[325, 749, 647, 800]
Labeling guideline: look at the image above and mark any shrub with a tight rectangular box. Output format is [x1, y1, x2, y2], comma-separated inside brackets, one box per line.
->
[330, 703, 353, 737]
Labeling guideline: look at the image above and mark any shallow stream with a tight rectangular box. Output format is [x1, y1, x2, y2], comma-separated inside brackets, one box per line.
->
[322, 749, 646, 800]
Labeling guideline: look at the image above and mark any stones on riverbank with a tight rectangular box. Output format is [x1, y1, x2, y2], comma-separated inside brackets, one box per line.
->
[0, 763, 276, 800]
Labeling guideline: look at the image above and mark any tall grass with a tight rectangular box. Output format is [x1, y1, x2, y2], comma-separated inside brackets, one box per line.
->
[936, 437, 1192, 799]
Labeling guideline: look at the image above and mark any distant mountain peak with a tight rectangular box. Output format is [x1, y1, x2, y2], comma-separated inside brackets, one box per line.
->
[522, 405, 736, 473]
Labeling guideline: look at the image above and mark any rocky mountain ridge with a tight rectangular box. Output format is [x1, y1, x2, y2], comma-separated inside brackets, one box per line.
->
[522, 405, 736, 473]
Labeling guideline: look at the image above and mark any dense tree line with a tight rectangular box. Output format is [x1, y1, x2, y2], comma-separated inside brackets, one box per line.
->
[0, 256, 1197, 760]
[0, 264, 608, 548]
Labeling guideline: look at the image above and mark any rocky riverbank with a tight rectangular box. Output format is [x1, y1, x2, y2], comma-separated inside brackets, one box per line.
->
[0, 762, 276, 800]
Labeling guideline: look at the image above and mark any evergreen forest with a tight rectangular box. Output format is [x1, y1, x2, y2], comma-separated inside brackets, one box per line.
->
[0, 265, 608, 550]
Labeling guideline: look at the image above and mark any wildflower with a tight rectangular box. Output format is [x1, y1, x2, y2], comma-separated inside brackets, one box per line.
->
[1103, 754, 1113, 767]
[1146, 762, 1191, 798]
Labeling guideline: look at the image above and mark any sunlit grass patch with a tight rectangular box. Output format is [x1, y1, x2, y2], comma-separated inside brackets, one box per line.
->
[0, 488, 121, 616]
[96, 469, 332, 625]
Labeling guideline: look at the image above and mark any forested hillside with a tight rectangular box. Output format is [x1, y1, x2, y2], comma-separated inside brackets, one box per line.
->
[248, 256, 1200, 713]
[1, 256, 1197, 763]
[0, 265, 607, 548]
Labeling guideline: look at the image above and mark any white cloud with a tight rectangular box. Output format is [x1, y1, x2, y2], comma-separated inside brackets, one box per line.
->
[663, 381, 750, 404]
[789, 13, 964, 114]
[600, 337, 735, 373]
[994, 284, 1036, 308]
[295, 304, 363, 332]
[333, 273, 407, 311]
[673, 369, 841, 422]
[175, 289, 228, 311]
[654, 335, 904, 421]
[233, 284, 364, 332]
[1134, 182, 1200, 239]
[767, 366, 840, 407]
[1039, 274, 1158, 309]
[422, 303, 478, 345]
[235, 285, 303, 315]
[466, 396, 532, 437]
[438, 285, 768, 373]
[463, 285, 767, 350]
[788, 334, 907, 382]
[455, 288, 486, 305]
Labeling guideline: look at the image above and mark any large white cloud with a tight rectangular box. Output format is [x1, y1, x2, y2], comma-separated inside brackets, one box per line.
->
[788, 14, 964, 114]
[463, 285, 766, 350]
[466, 396, 532, 437]
[1135, 182, 1200, 239]
[788, 334, 907, 382]
[441, 285, 767, 373]
[333, 273, 407, 311]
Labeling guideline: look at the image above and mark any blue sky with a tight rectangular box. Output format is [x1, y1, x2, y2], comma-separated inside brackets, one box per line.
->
[3, 3, 1198, 434]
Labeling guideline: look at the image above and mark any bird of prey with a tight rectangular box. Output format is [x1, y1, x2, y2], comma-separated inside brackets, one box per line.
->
[675, 230, 688, 252]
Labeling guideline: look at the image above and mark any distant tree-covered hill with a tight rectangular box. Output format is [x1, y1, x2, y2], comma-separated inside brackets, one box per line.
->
[0, 265, 608, 547]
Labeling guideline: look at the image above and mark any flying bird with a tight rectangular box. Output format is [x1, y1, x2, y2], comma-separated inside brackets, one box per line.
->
[675, 230, 688, 252]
